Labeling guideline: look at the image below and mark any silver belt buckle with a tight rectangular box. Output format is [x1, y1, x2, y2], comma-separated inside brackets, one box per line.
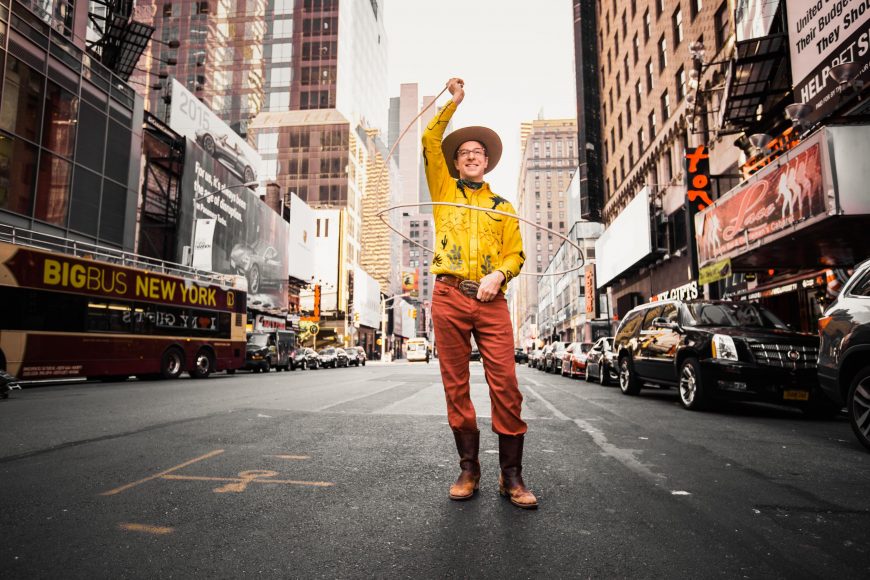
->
[458, 280, 480, 299]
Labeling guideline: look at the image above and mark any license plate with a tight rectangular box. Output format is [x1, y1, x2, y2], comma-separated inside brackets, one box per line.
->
[783, 390, 810, 401]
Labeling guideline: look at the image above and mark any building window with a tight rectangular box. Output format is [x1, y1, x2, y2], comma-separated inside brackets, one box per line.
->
[623, 55, 630, 79]
[635, 81, 643, 110]
[633, 35, 640, 64]
[638, 128, 645, 153]
[648, 111, 657, 142]
[656, 0, 664, 18]
[631, 0, 637, 17]
[715, 2, 729, 51]
[673, 7, 684, 45]
[644, 9, 651, 42]
[659, 36, 668, 71]
[622, 11, 628, 38]
[626, 100, 632, 129]
[661, 90, 671, 119]
[646, 60, 654, 93]
[691, 0, 703, 20]
[676, 66, 686, 102]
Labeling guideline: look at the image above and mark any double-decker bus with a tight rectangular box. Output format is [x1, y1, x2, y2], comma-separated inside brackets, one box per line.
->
[0, 227, 247, 382]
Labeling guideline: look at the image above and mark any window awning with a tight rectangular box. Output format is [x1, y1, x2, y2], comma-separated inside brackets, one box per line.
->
[719, 34, 790, 134]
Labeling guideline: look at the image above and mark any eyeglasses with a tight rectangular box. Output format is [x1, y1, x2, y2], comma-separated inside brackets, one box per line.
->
[456, 148, 487, 159]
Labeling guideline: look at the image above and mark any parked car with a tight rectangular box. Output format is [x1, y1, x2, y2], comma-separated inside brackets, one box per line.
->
[613, 299, 826, 412]
[537, 344, 553, 370]
[291, 347, 320, 370]
[585, 337, 617, 385]
[543, 341, 570, 373]
[562, 342, 593, 378]
[345, 346, 367, 366]
[818, 258, 870, 450]
[195, 130, 257, 183]
[527, 349, 542, 368]
[334, 348, 350, 368]
[244, 330, 293, 372]
[230, 240, 283, 295]
[318, 347, 348, 368]
[514, 348, 529, 364]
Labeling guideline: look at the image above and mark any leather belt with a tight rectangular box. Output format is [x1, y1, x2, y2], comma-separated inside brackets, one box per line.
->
[436, 274, 480, 299]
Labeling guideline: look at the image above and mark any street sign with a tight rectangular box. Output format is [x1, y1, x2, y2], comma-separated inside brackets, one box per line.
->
[309, 323, 319, 336]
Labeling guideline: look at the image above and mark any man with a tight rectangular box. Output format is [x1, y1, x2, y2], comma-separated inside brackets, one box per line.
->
[422, 78, 537, 509]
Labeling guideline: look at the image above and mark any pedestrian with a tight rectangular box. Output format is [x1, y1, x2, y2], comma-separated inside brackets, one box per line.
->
[422, 77, 537, 509]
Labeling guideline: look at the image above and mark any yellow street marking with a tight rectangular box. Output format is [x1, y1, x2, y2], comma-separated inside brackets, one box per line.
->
[161, 472, 335, 491]
[119, 523, 174, 535]
[100, 449, 225, 496]
[268, 455, 310, 460]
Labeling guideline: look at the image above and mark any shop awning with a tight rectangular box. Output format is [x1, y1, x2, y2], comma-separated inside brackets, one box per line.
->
[719, 34, 790, 134]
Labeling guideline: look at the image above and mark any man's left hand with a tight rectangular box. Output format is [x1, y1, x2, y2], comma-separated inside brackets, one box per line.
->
[477, 271, 505, 302]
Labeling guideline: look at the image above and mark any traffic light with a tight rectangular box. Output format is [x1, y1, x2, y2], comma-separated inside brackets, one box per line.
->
[376, 338, 383, 346]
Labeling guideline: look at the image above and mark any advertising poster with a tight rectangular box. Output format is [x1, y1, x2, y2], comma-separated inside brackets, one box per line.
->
[401, 270, 419, 298]
[167, 78, 263, 188]
[352, 266, 382, 329]
[787, 0, 870, 123]
[287, 193, 316, 282]
[694, 141, 826, 265]
[179, 139, 289, 312]
[191, 218, 216, 270]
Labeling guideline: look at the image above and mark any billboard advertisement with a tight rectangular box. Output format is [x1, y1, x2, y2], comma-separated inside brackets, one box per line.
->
[167, 78, 263, 189]
[401, 270, 419, 298]
[287, 193, 316, 282]
[694, 137, 827, 266]
[595, 187, 652, 288]
[179, 139, 289, 312]
[352, 266, 381, 329]
[395, 299, 416, 339]
[735, 0, 782, 41]
[787, 0, 870, 123]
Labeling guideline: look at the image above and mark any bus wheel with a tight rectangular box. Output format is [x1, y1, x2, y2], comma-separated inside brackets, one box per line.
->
[192, 349, 214, 379]
[161, 348, 185, 380]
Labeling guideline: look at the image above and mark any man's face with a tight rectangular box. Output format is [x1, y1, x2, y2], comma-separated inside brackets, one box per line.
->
[453, 140, 488, 181]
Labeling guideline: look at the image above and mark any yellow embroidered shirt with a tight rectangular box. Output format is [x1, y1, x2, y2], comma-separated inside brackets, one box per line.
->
[422, 100, 525, 291]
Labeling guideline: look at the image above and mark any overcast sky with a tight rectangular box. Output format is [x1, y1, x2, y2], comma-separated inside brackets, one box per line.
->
[383, 1, 578, 204]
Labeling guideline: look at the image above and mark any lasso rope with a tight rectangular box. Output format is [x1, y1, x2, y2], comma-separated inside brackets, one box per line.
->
[375, 85, 585, 278]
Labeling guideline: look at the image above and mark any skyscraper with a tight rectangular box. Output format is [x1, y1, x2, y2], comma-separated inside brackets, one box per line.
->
[514, 118, 579, 346]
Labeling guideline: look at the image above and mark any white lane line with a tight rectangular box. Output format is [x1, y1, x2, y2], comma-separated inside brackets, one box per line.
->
[313, 381, 405, 411]
[524, 379, 667, 485]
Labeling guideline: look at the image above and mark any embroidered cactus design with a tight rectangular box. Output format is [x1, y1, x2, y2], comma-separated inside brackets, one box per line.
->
[448, 244, 464, 270]
[441, 235, 448, 250]
[489, 194, 508, 209]
[481, 255, 494, 275]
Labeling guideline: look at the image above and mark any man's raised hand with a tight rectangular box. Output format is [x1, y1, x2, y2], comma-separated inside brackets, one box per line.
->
[447, 77, 465, 105]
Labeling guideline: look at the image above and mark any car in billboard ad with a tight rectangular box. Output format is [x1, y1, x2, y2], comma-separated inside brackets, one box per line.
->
[179, 138, 289, 313]
[167, 78, 263, 188]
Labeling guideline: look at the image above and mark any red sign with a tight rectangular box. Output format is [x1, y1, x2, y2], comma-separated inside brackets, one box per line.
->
[695, 143, 825, 265]
[2, 245, 244, 312]
[584, 264, 596, 316]
[685, 145, 712, 218]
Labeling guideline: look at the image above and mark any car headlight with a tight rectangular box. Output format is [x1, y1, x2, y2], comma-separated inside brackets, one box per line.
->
[711, 334, 739, 361]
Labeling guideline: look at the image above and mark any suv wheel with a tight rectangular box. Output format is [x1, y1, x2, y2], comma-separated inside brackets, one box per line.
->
[618, 356, 641, 395]
[678, 357, 708, 410]
[599, 363, 609, 386]
[848, 365, 870, 451]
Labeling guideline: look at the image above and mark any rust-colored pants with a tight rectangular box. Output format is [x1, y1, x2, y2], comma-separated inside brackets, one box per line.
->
[431, 281, 527, 436]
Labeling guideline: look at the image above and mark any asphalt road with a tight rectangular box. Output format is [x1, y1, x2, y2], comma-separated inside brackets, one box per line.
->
[1, 361, 868, 579]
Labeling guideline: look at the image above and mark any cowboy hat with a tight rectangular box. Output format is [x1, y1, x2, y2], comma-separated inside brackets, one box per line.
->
[441, 126, 502, 179]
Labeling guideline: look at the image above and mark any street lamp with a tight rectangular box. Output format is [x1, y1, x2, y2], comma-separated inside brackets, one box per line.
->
[188, 180, 259, 267]
[380, 292, 411, 362]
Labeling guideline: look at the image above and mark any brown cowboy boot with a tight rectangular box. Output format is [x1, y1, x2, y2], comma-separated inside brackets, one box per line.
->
[449, 429, 481, 500]
[498, 434, 538, 509]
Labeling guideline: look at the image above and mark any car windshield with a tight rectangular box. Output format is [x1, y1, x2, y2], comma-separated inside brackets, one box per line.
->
[248, 334, 269, 347]
[686, 302, 789, 329]
[580, 343, 593, 353]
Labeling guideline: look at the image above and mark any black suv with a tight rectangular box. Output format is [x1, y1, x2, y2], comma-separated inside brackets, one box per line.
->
[818, 258, 870, 450]
[613, 300, 824, 412]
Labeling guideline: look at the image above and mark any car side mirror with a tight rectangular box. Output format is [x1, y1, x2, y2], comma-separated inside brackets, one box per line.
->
[652, 317, 682, 332]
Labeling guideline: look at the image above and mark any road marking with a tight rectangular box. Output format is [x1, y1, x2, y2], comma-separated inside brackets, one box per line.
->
[313, 381, 405, 411]
[267, 455, 310, 460]
[525, 381, 666, 484]
[119, 523, 174, 535]
[161, 471, 334, 492]
[100, 449, 225, 496]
